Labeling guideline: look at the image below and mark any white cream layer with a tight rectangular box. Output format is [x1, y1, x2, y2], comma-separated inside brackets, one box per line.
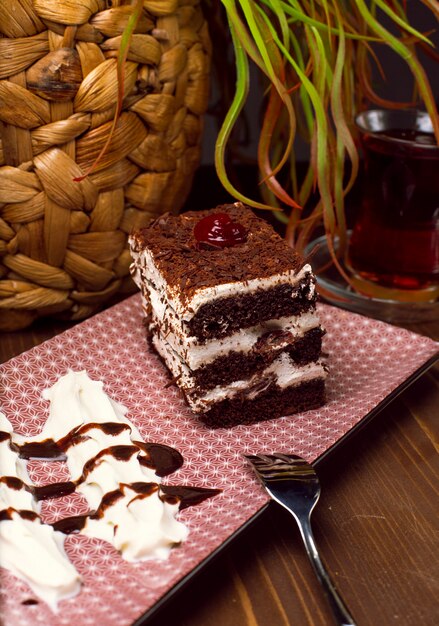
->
[0, 514, 81, 612]
[0, 413, 81, 612]
[194, 356, 326, 412]
[18, 371, 189, 561]
[65, 423, 157, 510]
[130, 245, 314, 322]
[152, 334, 326, 413]
[168, 312, 320, 370]
[18, 370, 143, 444]
[140, 276, 321, 370]
[3, 370, 189, 613]
[82, 484, 185, 562]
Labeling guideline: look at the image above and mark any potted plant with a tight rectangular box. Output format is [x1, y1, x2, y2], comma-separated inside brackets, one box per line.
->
[206, 0, 439, 312]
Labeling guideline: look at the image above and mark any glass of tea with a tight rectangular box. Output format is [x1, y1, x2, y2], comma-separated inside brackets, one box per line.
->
[347, 109, 439, 293]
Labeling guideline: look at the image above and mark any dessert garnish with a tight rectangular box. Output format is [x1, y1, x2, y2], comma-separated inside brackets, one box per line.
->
[0, 371, 221, 611]
[193, 212, 248, 249]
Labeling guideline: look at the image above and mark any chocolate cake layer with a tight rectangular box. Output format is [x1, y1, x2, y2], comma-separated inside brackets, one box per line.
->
[188, 279, 316, 341]
[190, 328, 324, 392]
[152, 331, 326, 414]
[199, 379, 326, 428]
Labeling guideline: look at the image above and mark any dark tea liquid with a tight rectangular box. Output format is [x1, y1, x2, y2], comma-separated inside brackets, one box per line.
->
[348, 128, 439, 289]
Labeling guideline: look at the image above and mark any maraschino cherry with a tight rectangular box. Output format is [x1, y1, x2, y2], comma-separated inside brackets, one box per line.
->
[194, 213, 247, 249]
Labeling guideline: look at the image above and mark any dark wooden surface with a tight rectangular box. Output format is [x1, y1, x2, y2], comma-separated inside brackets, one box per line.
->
[1, 307, 438, 626]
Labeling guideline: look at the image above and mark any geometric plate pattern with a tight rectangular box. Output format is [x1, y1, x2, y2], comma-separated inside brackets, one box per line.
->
[1, 294, 437, 626]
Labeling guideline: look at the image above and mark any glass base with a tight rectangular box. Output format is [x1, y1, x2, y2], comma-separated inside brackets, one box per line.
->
[306, 234, 439, 324]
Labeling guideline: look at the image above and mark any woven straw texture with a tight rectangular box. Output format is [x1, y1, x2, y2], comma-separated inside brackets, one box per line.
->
[0, 0, 211, 331]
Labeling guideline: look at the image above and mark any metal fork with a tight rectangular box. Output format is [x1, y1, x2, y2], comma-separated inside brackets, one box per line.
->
[245, 453, 357, 626]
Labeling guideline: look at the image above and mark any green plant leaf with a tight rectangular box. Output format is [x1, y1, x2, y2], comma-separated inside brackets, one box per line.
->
[355, 0, 439, 142]
[215, 10, 281, 210]
[212, 0, 438, 297]
[374, 0, 433, 46]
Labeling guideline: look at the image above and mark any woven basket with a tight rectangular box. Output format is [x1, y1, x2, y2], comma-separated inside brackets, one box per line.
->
[0, 0, 211, 331]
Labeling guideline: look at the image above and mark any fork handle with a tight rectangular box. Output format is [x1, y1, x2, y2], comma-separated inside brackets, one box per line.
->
[296, 515, 357, 626]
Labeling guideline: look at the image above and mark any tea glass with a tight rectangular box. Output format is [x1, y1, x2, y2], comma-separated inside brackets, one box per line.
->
[347, 109, 439, 294]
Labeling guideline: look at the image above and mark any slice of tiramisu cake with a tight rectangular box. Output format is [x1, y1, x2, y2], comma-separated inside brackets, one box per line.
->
[129, 202, 327, 427]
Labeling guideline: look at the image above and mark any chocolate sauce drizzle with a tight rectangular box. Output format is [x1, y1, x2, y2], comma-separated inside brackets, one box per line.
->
[0, 508, 39, 522]
[160, 485, 222, 510]
[1, 423, 221, 534]
[9, 422, 132, 460]
[0, 473, 75, 501]
[52, 482, 221, 534]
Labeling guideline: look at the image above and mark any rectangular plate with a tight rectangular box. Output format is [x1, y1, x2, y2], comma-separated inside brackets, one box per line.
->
[1, 294, 437, 626]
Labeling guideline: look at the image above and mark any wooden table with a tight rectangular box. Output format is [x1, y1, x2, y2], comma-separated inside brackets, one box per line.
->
[1, 309, 438, 626]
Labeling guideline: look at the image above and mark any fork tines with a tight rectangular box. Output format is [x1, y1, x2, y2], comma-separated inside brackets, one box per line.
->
[245, 453, 312, 481]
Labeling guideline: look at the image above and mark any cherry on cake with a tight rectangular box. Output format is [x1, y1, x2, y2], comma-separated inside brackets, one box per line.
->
[129, 202, 327, 427]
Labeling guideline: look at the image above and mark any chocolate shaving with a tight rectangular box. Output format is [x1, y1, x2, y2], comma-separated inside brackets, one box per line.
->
[164, 373, 182, 389]
[130, 203, 305, 301]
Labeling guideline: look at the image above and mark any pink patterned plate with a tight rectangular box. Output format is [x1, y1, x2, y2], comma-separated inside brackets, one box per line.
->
[1, 294, 437, 626]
